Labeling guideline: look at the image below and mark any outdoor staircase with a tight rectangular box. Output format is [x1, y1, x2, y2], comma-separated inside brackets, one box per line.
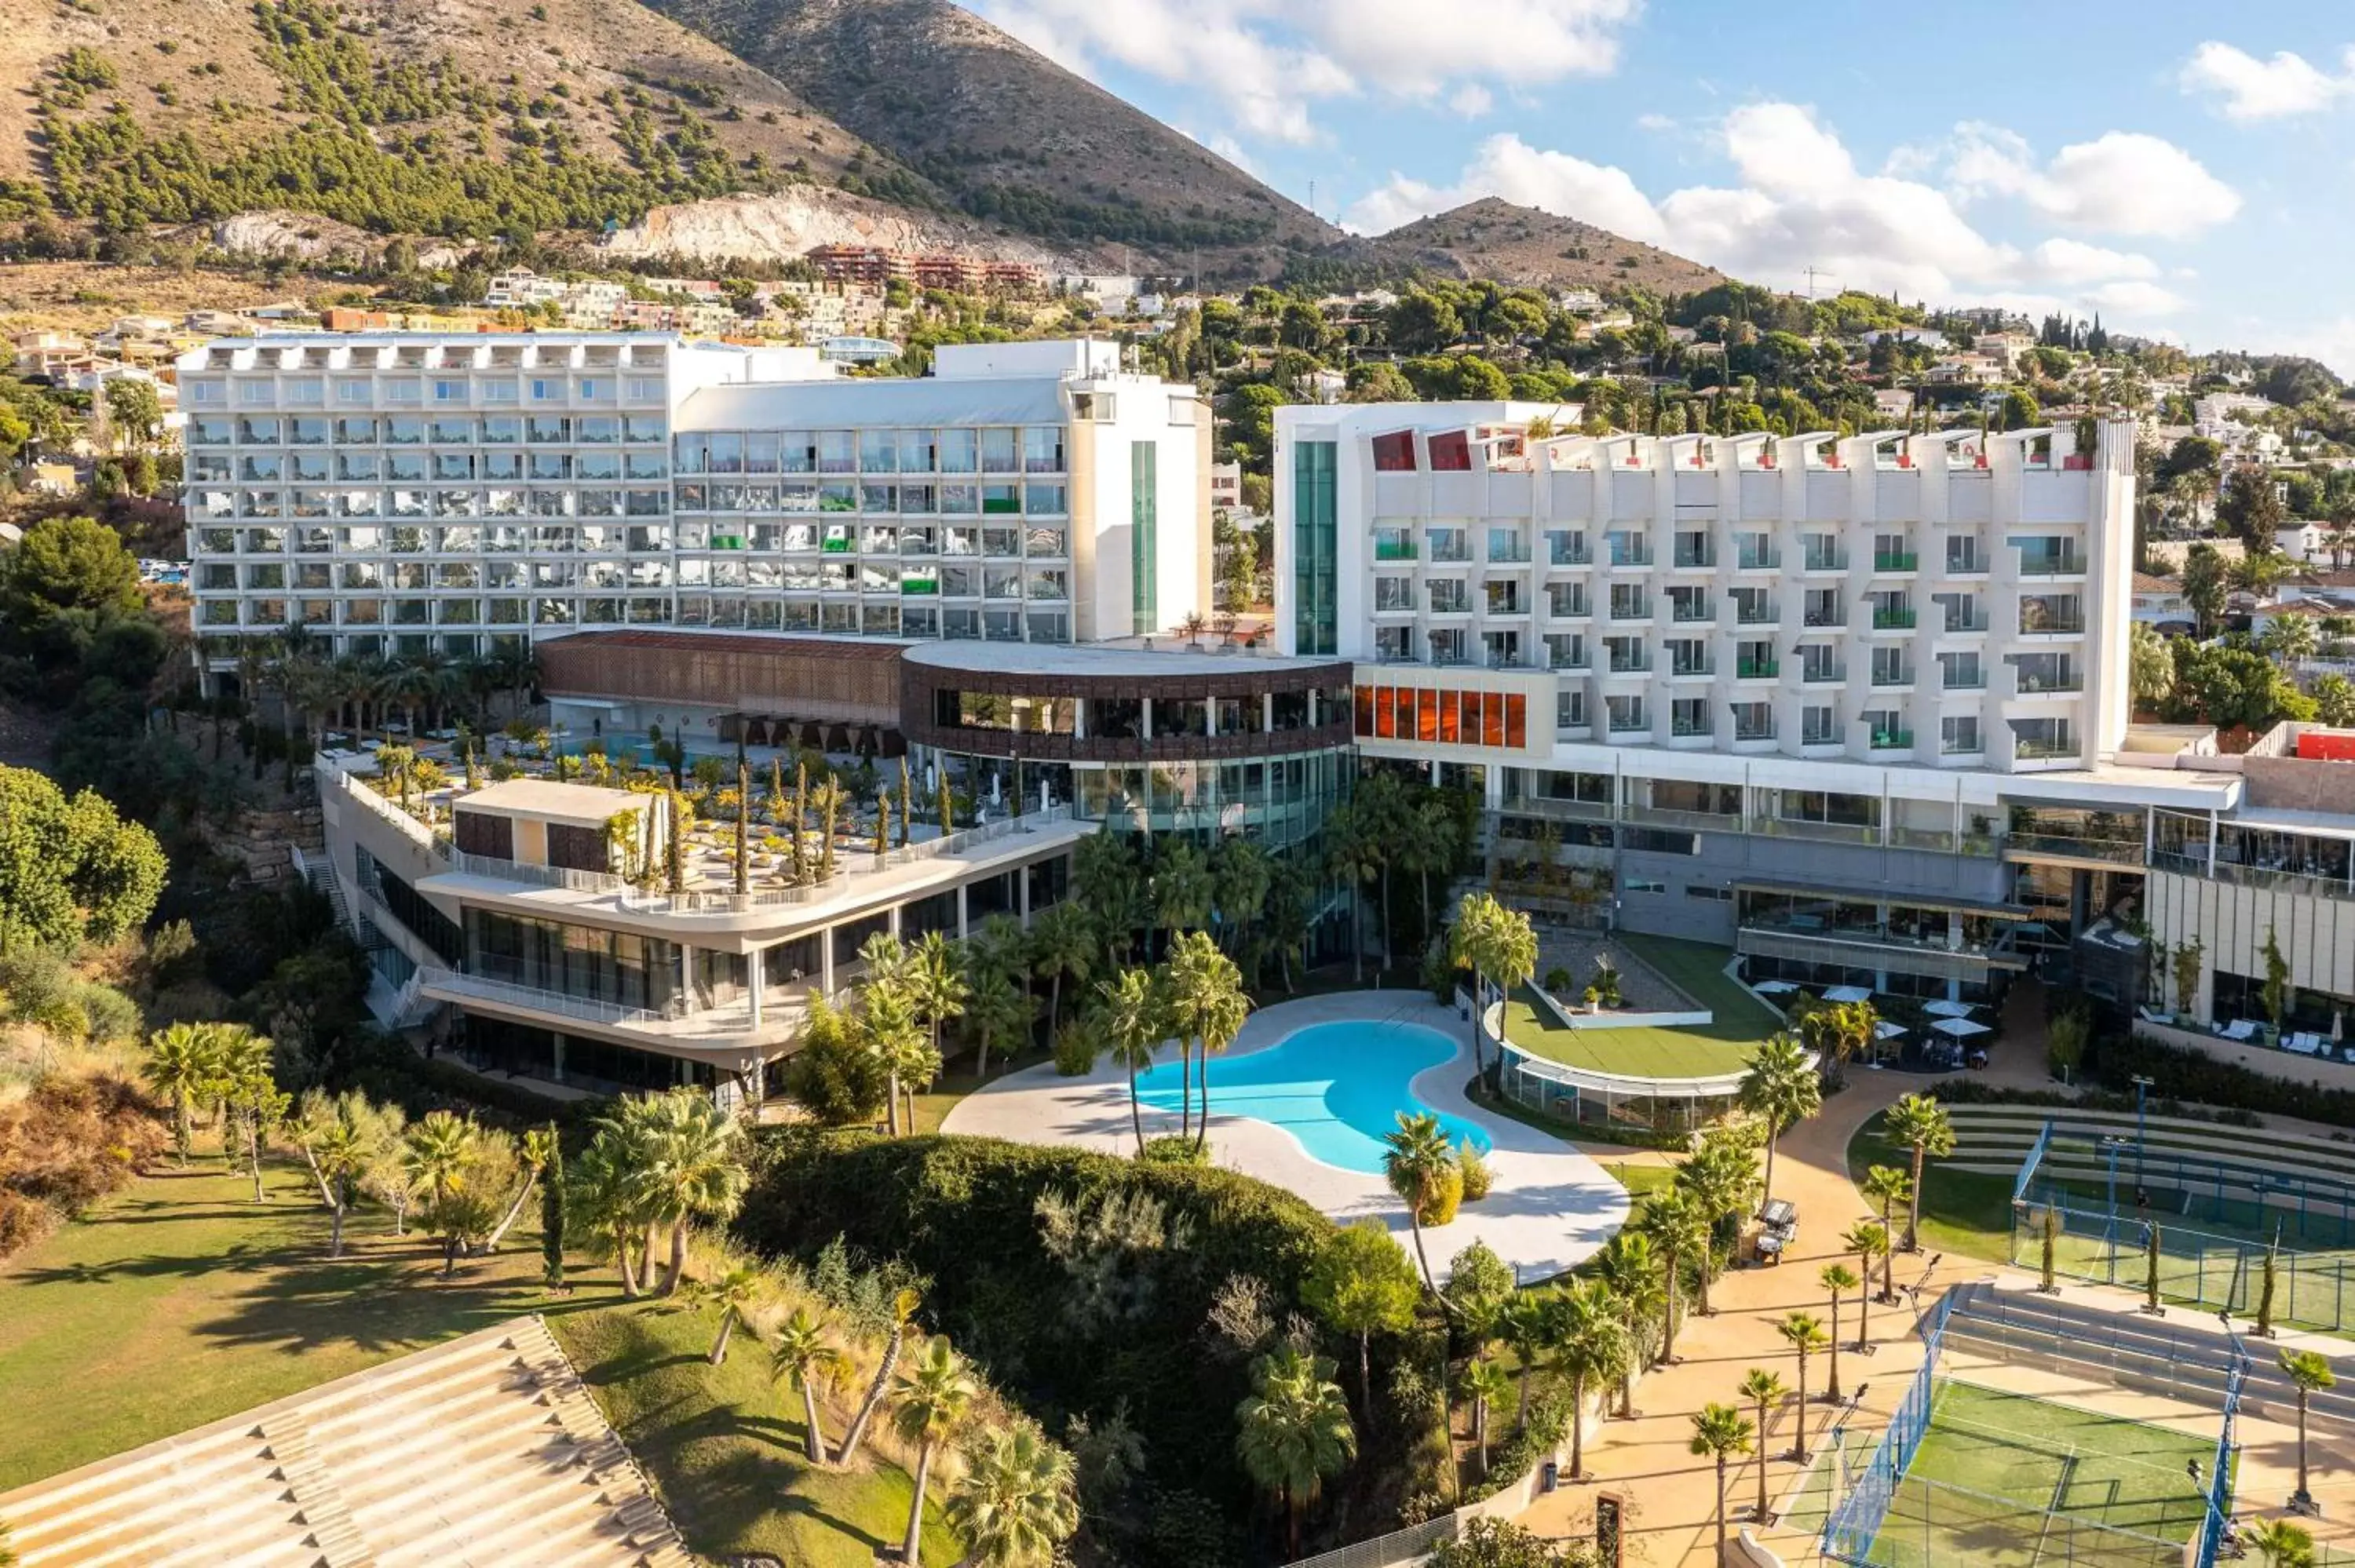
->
[0, 1317, 691, 1568]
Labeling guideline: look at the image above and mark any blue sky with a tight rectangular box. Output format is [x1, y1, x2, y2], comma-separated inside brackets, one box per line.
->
[966, 1, 2355, 371]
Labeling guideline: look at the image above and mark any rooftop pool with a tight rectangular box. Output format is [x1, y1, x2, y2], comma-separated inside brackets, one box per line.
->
[1135, 1019, 1491, 1176]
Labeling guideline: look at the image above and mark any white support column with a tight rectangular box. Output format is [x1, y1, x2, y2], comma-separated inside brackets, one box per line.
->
[747, 951, 765, 1030]
[820, 929, 836, 997]
[956, 884, 969, 940]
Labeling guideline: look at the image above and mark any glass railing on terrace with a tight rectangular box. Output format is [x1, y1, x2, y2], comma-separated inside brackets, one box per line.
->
[1428, 540, 1472, 563]
[1733, 722, 1776, 742]
[1870, 665, 1915, 687]
[1801, 663, 1846, 684]
[1606, 651, 1653, 673]
[1874, 551, 1919, 572]
[2018, 553, 2087, 577]
[1548, 541, 1593, 566]
[1608, 542, 1655, 567]
[1802, 605, 1845, 627]
[1872, 607, 1918, 629]
[1944, 611, 1992, 633]
[1943, 669, 1987, 690]
[1670, 600, 1714, 623]
[1670, 718, 1713, 738]
[2013, 737, 2081, 760]
[1736, 546, 1782, 570]
[2015, 671, 2085, 694]
[1548, 647, 1591, 670]
[1669, 658, 1714, 677]
[1736, 656, 1779, 678]
[1674, 545, 1716, 568]
[1802, 548, 1849, 571]
[1374, 538, 1418, 561]
[1869, 730, 1914, 749]
[1736, 602, 1780, 625]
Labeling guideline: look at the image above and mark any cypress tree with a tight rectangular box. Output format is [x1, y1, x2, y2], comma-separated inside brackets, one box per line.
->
[539, 1126, 566, 1289]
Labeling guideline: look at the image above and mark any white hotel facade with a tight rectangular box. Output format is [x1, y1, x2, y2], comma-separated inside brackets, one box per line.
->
[1273, 403, 2355, 1037]
[180, 333, 1209, 672]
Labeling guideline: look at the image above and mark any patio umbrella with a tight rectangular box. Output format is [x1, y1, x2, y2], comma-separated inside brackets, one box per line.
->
[1931, 1016, 1993, 1039]
[1824, 985, 1873, 1004]
[1923, 1000, 1977, 1019]
[1752, 979, 1798, 995]
[1875, 1020, 1907, 1040]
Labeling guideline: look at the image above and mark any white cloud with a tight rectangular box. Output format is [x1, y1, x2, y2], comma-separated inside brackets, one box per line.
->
[1343, 104, 2203, 326]
[1945, 127, 2241, 239]
[2180, 41, 2355, 119]
[1635, 111, 1676, 133]
[969, 0, 1639, 143]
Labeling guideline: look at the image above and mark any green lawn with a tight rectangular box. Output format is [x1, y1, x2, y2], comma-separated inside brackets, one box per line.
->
[0, 1157, 591, 1490]
[0, 1150, 958, 1567]
[1504, 935, 1780, 1079]
[1874, 1379, 2215, 1566]
[1846, 1113, 2021, 1264]
[554, 1301, 958, 1568]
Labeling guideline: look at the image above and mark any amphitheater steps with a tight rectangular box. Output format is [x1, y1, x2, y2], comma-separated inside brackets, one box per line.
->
[0, 1316, 692, 1568]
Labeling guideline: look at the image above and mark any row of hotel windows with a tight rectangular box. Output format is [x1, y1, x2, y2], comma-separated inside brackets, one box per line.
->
[932, 687, 1340, 740]
[187, 483, 1072, 521]
[188, 414, 666, 447]
[188, 376, 665, 407]
[1354, 685, 1529, 749]
[192, 523, 1063, 557]
[203, 601, 1075, 640]
[201, 563, 1074, 596]
[674, 428, 1064, 476]
[192, 453, 668, 482]
[1367, 525, 2076, 573]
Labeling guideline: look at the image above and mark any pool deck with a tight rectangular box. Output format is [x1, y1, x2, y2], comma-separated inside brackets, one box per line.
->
[940, 991, 1632, 1282]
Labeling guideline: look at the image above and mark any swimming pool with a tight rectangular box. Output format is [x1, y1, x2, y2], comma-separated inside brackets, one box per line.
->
[1134, 1019, 1491, 1176]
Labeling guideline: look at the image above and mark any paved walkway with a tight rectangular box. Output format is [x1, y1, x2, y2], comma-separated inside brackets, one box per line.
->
[940, 991, 1631, 1282]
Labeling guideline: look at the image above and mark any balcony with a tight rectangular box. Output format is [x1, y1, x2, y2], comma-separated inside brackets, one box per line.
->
[1673, 545, 1717, 569]
[1548, 650, 1591, 672]
[2018, 555, 2087, 578]
[1670, 718, 1714, 738]
[1670, 601, 1714, 624]
[1429, 542, 1472, 563]
[2018, 615, 2087, 636]
[1944, 552, 1988, 577]
[1607, 544, 1655, 569]
[1871, 607, 1918, 630]
[1375, 539, 1419, 561]
[1736, 548, 1782, 571]
[1547, 542, 1593, 567]
[1873, 551, 1919, 573]
[1801, 664, 1846, 684]
[1942, 613, 1991, 634]
[1608, 599, 1653, 623]
[1736, 656, 1780, 680]
[1485, 651, 1529, 671]
[1801, 550, 1849, 574]
[1546, 597, 1590, 619]
[1733, 722, 1776, 742]
[1871, 666, 1915, 688]
[1605, 652, 1653, 675]
[2014, 673, 2085, 695]
[1942, 669, 1988, 691]
[1802, 606, 1845, 629]
[1488, 546, 1532, 565]
[1667, 659, 1715, 680]
[1869, 730, 1915, 751]
[1736, 602, 1780, 626]
[2014, 738, 2079, 760]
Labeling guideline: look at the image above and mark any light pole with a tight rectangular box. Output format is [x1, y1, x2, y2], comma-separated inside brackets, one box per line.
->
[2130, 1074, 2153, 1191]
[2101, 1136, 2123, 1286]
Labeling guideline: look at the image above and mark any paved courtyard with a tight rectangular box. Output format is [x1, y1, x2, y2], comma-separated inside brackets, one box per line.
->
[942, 991, 1632, 1282]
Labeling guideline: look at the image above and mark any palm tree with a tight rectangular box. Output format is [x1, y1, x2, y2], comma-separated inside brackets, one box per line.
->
[1460, 1356, 1510, 1476]
[1324, 800, 1379, 982]
[905, 930, 969, 1070]
[1498, 1292, 1550, 1428]
[1094, 966, 1167, 1156]
[1884, 1094, 1955, 1252]
[1148, 837, 1213, 961]
[1861, 1167, 1911, 1300]
[1820, 1264, 1860, 1399]
[1451, 892, 1537, 1078]
[1028, 901, 1097, 1033]
[1210, 836, 1272, 968]
[1382, 1111, 1457, 1289]
[947, 1420, 1081, 1567]
[703, 1263, 765, 1366]
[481, 1125, 554, 1253]
[770, 1308, 846, 1465]
[1592, 1231, 1664, 1417]
[893, 1336, 978, 1565]
[1352, 771, 1408, 966]
[1163, 929, 1250, 1154]
[2280, 1348, 2336, 1512]
[1738, 1033, 1821, 1210]
[966, 966, 1036, 1081]
[1546, 1277, 1630, 1480]
[1234, 1345, 1356, 1557]
[837, 1287, 922, 1464]
[403, 1110, 481, 1276]
[2242, 1517, 2317, 1568]
[1689, 1403, 1757, 1566]
[1776, 1313, 1831, 1457]
[1072, 826, 1145, 966]
[1738, 1368, 1787, 1523]
[1842, 1223, 1889, 1347]
[572, 1123, 651, 1296]
[1402, 797, 1460, 943]
[1674, 1133, 1759, 1316]
[1636, 1186, 1707, 1362]
[143, 1022, 222, 1165]
[636, 1090, 752, 1295]
[290, 1088, 378, 1259]
[861, 980, 925, 1136]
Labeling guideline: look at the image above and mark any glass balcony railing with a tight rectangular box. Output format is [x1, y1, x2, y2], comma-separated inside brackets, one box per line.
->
[2014, 737, 2079, 760]
[2020, 615, 2087, 635]
[1375, 539, 1418, 561]
[1606, 653, 1652, 674]
[1736, 602, 1780, 625]
[1802, 550, 1849, 572]
[1548, 542, 1592, 566]
[1871, 665, 1915, 687]
[1674, 546, 1716, 569]
[1429, 542, 1471, 563]
[2015, 673, 2085, 695]
[1488, 546, 1532, 564]
[1671, 718, 1714, 738]
[1548, 650, 1591, 671]
[1944, 613, 1991, 633]
[1736, 548, 1782, 571]
[1872, 607, 1918, 629]
[1608, 544, 1655, 567]
[1873, 551, 1919, 572]
[1671, 601, 1714, 623]
[1870, 730, 1915, 750]
[2019, 556, 2087, 577]
[1736, 656, 1780, 679]
[1669, 659, 1714, 678]
[1801, 664, 1846, 684]
[1734, 723, 1776, 742]
[1943, 670, 1987, 690]
[1802, 606, 1844, 627]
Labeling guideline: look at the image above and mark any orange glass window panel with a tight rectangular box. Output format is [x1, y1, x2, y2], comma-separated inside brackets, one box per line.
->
[1416, 689, 1439, 742]
[1483, 693, 1506, 747]
[1355, 685, 1375, 736]
[1505, 694, 1526, 748]
[1437, 691, 1459, 743]
[1375, 686, 1397, 738]
[1462, 691, 1484, 743]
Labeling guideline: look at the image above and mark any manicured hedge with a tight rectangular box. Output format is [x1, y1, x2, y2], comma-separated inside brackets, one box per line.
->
[737, 1131, 1353, 1563]
[1931, 1034, 2355, 1132]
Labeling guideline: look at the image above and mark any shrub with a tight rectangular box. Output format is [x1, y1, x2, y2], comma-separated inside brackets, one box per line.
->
[780, 1000, 885, 1125]
[736, 1131, 1351, 1530]
[1418, 1160, 1465, 1225]
[1543, 965, 1572, 994]
[71, 982, 141, 1045]
[1052, 1020, 1097, 1077]
[1138, 1134, 1206, 1165]
[1458, 1137, 1493, 1202]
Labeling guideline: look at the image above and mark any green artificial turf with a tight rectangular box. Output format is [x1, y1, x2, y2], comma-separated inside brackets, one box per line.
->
[1503, 936, 1780, 1079]
[1874, 1380, 2215, 1566]
[553, 1301, 959, 1568]
[0, 1155, 593, 1490]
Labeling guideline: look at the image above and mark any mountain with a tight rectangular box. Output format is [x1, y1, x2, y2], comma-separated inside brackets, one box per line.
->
[1362, 198, 1727, 297]
[631, 0, 1342, 271]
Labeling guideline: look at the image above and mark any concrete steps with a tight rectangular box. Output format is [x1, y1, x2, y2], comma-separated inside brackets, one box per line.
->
[0, 1317, 691, 1568]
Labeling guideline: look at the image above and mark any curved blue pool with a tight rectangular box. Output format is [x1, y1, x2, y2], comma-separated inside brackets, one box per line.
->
[1134, 1020, 1492, 1175]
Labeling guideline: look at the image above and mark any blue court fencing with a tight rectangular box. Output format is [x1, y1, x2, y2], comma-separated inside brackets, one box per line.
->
[1820, 1285, 1959, 1564]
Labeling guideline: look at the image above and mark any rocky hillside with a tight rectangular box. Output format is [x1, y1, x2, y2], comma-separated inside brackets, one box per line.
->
[630, 0, 1342, 270]
[1364, 198, 1727, 296]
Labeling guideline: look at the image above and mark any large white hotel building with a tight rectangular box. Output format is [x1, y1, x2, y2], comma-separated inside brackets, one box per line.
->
[174, 341, 2355, 1102]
